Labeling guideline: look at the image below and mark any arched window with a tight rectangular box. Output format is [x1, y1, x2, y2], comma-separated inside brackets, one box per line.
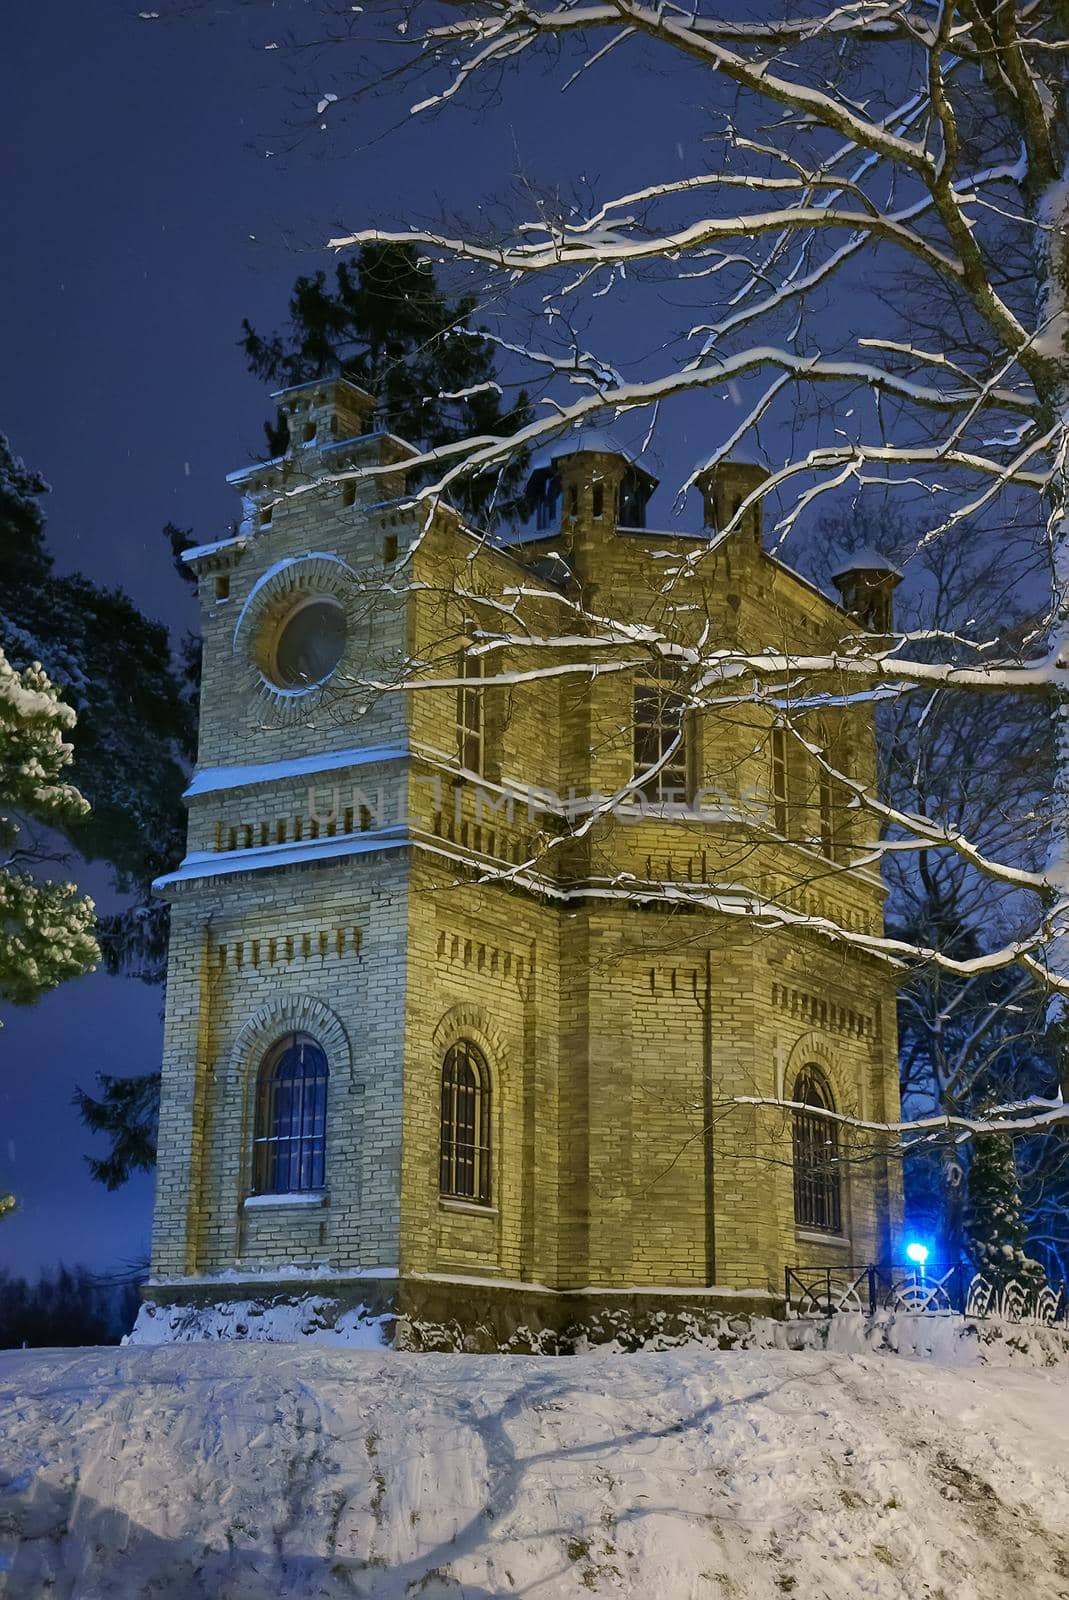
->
[253, 1032, 329, 1194]
[439, 1041, 491, 1204]
[792, 1066, 842, 1234]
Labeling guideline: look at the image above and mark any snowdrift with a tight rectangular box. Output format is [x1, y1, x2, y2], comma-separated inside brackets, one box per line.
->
[2, 1342, 1068, 1597]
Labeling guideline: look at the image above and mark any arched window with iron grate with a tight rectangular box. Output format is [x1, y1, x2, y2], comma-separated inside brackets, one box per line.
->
[253, 1032, 329, 1194]
[439, 1040, 492, 1204]
[792, 1065, 842, 1234]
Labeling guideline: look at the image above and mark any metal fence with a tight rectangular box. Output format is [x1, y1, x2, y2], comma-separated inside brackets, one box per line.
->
[786, 1263, 1069, 1326]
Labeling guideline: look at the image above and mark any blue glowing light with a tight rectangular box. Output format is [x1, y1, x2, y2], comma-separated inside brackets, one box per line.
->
[905, 1241, 929, 1267]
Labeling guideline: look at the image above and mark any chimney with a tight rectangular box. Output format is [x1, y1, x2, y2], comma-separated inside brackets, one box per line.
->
[693, 459, 770, 546]
[830, 548, 903, 635]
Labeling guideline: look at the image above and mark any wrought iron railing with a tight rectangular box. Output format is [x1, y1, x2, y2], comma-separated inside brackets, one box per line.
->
[785, 1263, 1069, 1326]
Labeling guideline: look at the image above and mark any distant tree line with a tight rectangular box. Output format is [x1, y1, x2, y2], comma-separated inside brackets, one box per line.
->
[0, 1265, 140, 1349]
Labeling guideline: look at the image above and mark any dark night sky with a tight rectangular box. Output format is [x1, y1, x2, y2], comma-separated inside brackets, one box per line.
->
[1, 0, 728, 1277]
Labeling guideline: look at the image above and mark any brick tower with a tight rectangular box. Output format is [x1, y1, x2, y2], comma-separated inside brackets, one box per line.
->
[147, 381, 901, 1348]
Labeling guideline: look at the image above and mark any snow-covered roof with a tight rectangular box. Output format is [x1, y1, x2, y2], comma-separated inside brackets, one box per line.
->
[269, 374, 376, 406]
[495, 526, 559, 548]
[320, 428, 419, 461]
[617, 525, 711, 541]
[154, 829, 410, 891]
[181, 534, 248, 565]
[692, 453, 767, 477]
[184, 743, 409, 798]
[527, 428, 658, 489]
[830, 545, 904, 580]
[225, 457, 285, 488]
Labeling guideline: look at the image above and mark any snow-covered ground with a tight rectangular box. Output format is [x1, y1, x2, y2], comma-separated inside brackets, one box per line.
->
[2, 1342, 1069, 1597]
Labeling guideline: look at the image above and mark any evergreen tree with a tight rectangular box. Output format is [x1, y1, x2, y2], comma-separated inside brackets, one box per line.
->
[0, 433, 192, 1193]
[74, 1071, 159, 1190]
[240, 242, 532, 525]
[0, 638, 99, 1217]
[964, 1114, 1046, 1293]
[0, 644, 99, 1007]
[0, 435, 194, 988]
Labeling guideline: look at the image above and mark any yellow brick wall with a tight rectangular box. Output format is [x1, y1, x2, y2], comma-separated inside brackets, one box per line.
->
[150, 384, 902, 1309]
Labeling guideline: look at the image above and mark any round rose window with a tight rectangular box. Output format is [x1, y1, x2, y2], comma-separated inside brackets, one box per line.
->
[269, 596, 347, 690]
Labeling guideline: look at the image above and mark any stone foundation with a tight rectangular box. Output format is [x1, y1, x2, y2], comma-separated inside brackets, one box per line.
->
[133, 1277, 1069, 1371]
[136, 1274, 783, 1353]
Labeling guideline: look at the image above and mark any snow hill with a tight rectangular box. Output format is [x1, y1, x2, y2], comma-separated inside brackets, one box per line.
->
[2, 1342, 1069, 1598]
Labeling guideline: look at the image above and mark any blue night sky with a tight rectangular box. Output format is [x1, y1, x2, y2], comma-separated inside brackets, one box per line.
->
[1, 0, 738, 1277]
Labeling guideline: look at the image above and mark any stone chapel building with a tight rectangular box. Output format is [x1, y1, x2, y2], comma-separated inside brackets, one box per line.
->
[148, 375, 902, 1347]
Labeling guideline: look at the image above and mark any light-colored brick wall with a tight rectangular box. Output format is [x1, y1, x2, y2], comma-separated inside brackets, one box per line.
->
[151, 850, 409, 1277]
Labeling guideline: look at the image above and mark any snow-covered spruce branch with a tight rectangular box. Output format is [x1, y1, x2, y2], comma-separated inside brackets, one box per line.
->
[0, 646, 99, 1007]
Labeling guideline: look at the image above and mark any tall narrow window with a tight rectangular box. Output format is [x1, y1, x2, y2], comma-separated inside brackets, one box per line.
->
[771, 726, 788, 834]
[591, 481, 604, 519]
[457, 652, 484, 775]
[818, 768, 834, 858]
[253, 1032, 329, 1194]
[439, 1040, 492, 1203]
[792, 1066, 842, 1234]
[618, 471, 648, 528]
[634, 669, 688, 804]
[537, 474, 562, 531]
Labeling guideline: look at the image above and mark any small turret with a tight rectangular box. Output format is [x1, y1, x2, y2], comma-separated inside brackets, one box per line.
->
[271, 375, 377, 453]
[830, 547, 903, 635]
[693, 459, 769, 546]
[525, 428, 657, 535]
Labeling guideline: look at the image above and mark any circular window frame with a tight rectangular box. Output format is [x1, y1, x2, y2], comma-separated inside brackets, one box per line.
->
[232, 552, 366, 721]
[258, 592, 348, 695]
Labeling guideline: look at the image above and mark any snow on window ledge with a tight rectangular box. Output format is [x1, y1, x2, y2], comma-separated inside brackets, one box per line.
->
[438, 1199, 498, 1218]
[795, 1229, 851, 1249]
[244, 1191, 329, 1210]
